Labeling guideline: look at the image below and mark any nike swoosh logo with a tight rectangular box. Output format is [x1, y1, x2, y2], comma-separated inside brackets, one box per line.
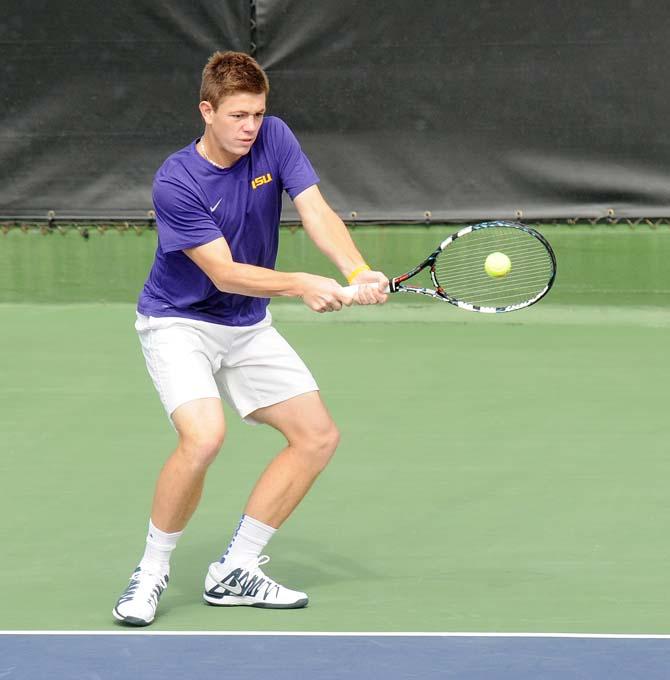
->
[220, 578, 244, 596]
[210, 198, 222, 212]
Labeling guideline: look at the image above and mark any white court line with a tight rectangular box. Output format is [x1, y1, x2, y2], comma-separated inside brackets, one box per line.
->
[1, 631, 670, 639]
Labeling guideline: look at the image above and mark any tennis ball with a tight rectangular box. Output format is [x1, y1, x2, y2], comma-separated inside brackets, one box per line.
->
[484, 252, 511, 277]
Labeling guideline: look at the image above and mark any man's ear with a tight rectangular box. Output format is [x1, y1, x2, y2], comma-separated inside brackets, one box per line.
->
[199, 100, 215, 124]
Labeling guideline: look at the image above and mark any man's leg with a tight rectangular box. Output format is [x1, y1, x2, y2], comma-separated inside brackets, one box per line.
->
[113, 397, 225, 626]
[244, 391, 339, 527]
[152, 397, 227, 532]
[203, 391, 338, 609]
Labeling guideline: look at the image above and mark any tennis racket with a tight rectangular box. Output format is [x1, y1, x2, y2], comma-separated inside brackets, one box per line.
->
[343, 220, 556, 313]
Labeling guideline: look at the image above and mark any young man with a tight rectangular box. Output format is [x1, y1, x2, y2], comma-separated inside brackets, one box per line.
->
[112, 51, 387, 626]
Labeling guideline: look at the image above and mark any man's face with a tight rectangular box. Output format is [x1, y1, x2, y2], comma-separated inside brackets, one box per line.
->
[200, 91, 266, 165]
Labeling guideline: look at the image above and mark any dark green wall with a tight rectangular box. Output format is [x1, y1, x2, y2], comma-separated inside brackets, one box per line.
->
[1, 225, 668, 306]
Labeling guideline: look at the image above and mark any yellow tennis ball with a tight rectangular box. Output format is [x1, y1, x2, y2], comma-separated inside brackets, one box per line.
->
[484, 252, 511, 277]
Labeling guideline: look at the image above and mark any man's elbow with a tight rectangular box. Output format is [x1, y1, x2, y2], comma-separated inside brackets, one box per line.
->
[210, 262, 239, 293]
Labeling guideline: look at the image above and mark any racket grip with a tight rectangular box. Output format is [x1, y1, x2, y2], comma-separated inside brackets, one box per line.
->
[340, 282, 391, 304]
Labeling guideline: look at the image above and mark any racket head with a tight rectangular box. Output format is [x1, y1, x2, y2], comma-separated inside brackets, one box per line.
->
[428, 221, 556, 313]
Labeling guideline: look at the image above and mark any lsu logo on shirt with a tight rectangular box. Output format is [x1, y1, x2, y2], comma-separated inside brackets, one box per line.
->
[251, 173, 273, 190]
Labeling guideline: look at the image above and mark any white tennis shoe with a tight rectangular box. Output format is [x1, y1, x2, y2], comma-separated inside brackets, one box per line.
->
[112, 566, 169, 626]
[203, 555, 308, 609]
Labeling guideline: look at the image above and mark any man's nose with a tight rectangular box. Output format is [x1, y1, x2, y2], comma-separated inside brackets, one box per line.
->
[242, 115, 259, 132]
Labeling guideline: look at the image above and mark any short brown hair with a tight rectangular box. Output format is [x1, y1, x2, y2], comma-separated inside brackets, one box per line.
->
[200, 51, 269, 109]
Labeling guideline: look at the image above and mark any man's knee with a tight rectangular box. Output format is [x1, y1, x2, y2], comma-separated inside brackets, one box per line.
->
[178, 426, 226, 467]
[173, 399, 226, 468]
[304, 420, 340, 470]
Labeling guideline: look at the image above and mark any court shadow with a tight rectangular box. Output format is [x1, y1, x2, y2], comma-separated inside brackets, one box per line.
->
[176, 535, 378, 592]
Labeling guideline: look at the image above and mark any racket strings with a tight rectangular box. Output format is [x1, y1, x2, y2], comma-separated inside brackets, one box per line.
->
[442, 256, 550, 279]
[433, 226, 554, 307]
[443, 274, 552, 298]
[444, 265, 552, 288]
[440, 245, 545, 267]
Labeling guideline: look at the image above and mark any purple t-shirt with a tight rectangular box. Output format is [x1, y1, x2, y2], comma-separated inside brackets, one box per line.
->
[137, 116, 319, 326]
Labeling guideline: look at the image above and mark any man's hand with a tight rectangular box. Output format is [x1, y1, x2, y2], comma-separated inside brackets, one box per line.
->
[297, 273, 354, 313]
[349, 269, 389, 305]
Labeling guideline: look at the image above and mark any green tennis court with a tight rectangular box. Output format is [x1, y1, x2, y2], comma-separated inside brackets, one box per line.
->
[1, 225, 668, 632]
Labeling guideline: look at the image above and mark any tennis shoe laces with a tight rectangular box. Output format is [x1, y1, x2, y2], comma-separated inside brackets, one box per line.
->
[204, 555, 308, 609]
[112, 566, 169, 626]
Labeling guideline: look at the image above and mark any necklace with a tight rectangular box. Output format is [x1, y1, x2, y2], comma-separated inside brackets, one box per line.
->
[199, 139, 226, 169]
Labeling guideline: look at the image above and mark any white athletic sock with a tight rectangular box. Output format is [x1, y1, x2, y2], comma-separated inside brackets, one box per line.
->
[139, 519, 183, 574]
[220, 514, 276, 566]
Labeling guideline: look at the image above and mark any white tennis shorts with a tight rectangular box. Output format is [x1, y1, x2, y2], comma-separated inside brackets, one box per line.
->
[135, 311, 319, 423]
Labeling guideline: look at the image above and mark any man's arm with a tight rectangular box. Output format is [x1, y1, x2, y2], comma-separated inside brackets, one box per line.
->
[184, 237, 349, 313]
[293, 185, 388, 304]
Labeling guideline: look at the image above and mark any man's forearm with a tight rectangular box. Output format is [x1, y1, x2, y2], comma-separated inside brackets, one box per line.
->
[208, 261, 305, 298]
[302, 208, 369, 279]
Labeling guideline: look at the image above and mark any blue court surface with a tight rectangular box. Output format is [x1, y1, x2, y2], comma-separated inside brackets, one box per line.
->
[2, 632, 670, 679]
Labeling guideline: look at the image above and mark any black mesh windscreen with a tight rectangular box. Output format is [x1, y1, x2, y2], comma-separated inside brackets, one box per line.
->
[1, 0, 248, 218]
[257, 0, 670, 220]
[3, 1, 670, 220]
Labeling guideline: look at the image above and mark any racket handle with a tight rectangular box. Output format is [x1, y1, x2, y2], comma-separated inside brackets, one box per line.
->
[340, 282, 391, 304]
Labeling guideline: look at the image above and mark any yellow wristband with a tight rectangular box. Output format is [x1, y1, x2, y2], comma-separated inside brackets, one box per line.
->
[346, 264, 371, 284]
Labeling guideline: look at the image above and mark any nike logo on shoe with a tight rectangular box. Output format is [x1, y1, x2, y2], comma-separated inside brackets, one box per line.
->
[203, 557, 307, 608]
[208, 565, 279, 601]
[218, 572, 245, 596]
[210, 198, 222, 212]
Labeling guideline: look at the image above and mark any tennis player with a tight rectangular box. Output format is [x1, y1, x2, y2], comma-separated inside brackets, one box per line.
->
[112, 51, 387, 626]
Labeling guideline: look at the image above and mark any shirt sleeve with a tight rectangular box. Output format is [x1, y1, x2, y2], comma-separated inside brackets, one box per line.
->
[270, 118, 320, 200]
[152, 176, 223, 253]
